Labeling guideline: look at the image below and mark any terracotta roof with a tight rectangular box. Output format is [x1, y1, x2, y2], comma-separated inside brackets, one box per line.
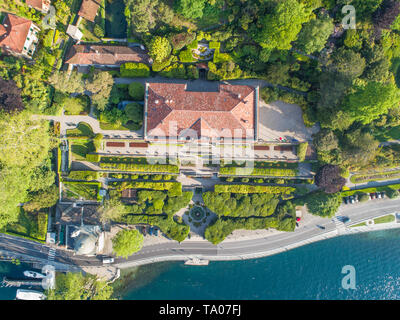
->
[78, 0, 101, 22]
[0, 14, 32, 54]
[146, 83, 257, 140]
[26, 0, 47, 10]
[65, 45, 150, 65]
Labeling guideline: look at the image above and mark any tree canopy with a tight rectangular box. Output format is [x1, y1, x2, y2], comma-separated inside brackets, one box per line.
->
[112, 229, 144, 258]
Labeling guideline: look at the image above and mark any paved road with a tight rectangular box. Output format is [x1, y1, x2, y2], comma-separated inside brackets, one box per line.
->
[1, 198, 400, 269]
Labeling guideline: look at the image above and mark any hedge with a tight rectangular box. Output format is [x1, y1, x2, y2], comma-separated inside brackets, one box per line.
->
[86, 154, 101, 162]
[214, 184, 295, 194]
[297, 142, 308, 161]
[99, 162, 179, 173]
[179, 49, 195, 62]
[110, 181, 182, 196]
[219, 166, 298, 177]
[120, 62, 150, 77]
[67, 171, 99, 181]
[209, 41, 221, 50]
[123, 214, 189, 242]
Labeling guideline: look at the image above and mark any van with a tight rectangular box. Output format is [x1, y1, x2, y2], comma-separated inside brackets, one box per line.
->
[102, 257, 114, 264]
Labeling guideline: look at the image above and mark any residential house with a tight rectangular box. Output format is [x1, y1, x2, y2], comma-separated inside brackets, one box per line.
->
[65, 44, 150, 71]
[144, 83, 259, 143]
[26, 0, 51, 13]
[78, 0, 101, 22]
[0, 14, 40, 59]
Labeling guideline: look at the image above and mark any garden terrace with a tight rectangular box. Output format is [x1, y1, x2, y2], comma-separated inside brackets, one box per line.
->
[219, 166, 298, 177]
[214, 184, 295, 195]
[61, 181, 101, 201]
[0, 209, 48, 243]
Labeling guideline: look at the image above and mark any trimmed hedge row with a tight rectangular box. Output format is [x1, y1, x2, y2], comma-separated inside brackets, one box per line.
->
[67, 171, 99, 181]
[110, 181, 182, 196]
[219, 166, 298, 177]
[120, 62, 150, 77]
[86, 153, 101, 162]
[214, 184, 296, 194]
[99, 162, 179, 173]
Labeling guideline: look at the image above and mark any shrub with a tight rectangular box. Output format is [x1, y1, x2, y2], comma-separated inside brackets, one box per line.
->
[120, 63, 150, 77]
[67, 171, 99, 181]
[214, 184, 295, 194]
[170, 32, 196, 50]
[128, 82, 145, 100]
[179, 49, 195, 63]
[387, 188, 400, 199]
[186, 65, 199, 79]
[159, 63, 187, 79]
[86, 154, 100, 162]
[297, 142, 308, 161]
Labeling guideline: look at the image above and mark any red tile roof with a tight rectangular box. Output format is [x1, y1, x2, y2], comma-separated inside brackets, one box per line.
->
[65, 45, 150, 65]
[78, 0, 101, 22]
[146, 83, 257, 140]
[0, 14, 32, 54]
[26, 0, 49, 11]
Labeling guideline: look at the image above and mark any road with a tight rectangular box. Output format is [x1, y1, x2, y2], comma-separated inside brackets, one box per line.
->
[1, 198, 400, 269]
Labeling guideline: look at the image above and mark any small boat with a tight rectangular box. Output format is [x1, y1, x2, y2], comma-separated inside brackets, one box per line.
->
[23, 271, 46, 279]
[16, 289, 46, 300]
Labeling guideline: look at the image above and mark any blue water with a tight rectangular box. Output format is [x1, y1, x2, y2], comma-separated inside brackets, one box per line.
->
[2, 229, 400, 300]
[121, 229, 400, 300]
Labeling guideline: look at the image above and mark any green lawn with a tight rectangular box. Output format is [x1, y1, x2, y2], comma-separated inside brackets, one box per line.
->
[71, 140, 95, 160]
[2, 209, 48, 242]
[350, 222, 367, 228]
[374, 215, 395, 224]
[62, 182, 100, 201]
[350, 169, 400, 183]
[66, 122, 94, 137]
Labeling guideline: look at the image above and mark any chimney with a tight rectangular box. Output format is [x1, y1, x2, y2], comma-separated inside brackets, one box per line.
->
[238, 93, 241, 99]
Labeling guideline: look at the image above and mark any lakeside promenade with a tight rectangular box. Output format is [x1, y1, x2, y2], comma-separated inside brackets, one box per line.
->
[1, 197, 400, 273]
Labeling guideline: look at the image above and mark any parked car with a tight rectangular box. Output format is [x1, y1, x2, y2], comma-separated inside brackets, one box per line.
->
[343, 197, 348, 204]
[148, 227, 153, 236]
[381, 192, 385, 198]
[341, 216, 351, 223]
[154, 228, 159, 236]
[370, 193, 375, 200]
[142, 226, 147, 236]
[377, 193, 382, 199]
[102, 257, 114, 264]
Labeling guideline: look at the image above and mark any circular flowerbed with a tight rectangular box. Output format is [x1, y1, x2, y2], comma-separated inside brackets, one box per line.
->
[190, 206, 206, 222]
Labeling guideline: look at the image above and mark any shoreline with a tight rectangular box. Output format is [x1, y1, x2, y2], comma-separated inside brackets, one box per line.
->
[115, 219, 400, 269]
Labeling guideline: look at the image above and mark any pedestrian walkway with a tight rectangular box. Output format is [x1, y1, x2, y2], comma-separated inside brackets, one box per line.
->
[48, 248, 56, 263]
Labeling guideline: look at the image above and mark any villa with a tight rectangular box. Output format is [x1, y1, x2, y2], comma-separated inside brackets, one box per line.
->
[26, 0, 51, 13]
[0, 14, 40, 59]
[78, 0, 101, 22]
[65, 44, 150, 71]
[144, 83, 259, 143]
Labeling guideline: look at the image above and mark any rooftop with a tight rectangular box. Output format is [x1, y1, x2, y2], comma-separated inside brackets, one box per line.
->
[0, 14, 33, 54]
[65, 45, 150, 65]
[78, 0, 101, 22]
[145, 83, 257, 140]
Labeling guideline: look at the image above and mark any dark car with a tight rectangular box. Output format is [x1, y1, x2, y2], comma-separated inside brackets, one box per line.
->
[316, 225, 326, 230]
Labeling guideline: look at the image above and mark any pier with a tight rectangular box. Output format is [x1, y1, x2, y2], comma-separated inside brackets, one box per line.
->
[1, 277, 42, 288]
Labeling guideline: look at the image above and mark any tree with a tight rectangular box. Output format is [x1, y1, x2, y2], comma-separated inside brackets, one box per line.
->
[85, 71, 114, 111]
[149, 36, 171, 63]
[0, 111, 54, 168]
[112, 229, 144, 258]
[295, 15, 334, 54]
[254, 0, 311, 50]
[342, 82, 400, 125]
[98, 198, 127, 223]
[175, 0, 206, 19]
[373, 0, 400, 29]
[124, 102, 143, 128]
[315, 165, 346, 193]
[48, 71, 85, 94]
[327, 48, 366, 81]
[0, 78, 24, 114]
[23, 185, 59, 212]
[128, 82, 145, 100]
[305, 191, 342, 218]
[46, 272, 113, 300]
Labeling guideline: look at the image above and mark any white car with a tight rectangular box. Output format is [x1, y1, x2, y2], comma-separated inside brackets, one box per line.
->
[102, 257, 114, 264]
